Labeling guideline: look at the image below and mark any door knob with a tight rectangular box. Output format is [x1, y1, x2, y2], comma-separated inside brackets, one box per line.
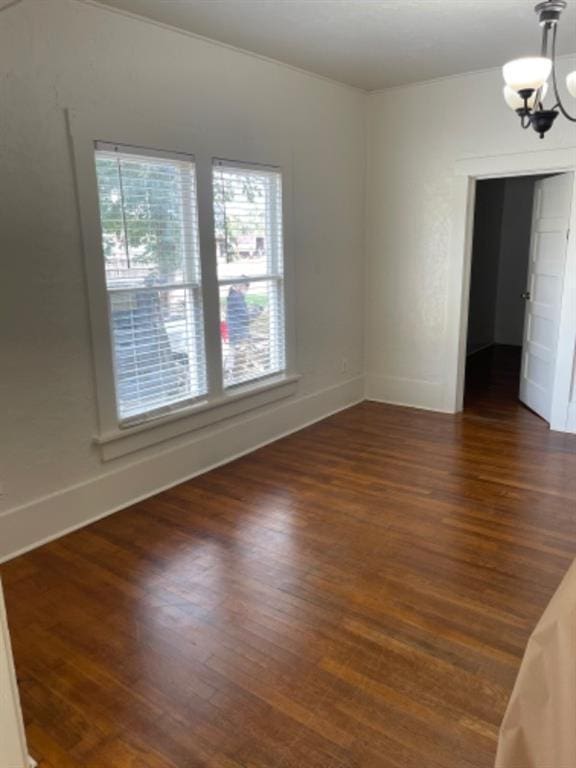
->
[521, 291, 531, 300]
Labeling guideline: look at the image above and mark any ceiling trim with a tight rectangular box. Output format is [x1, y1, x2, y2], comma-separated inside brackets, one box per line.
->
[0, 0, 24, 14]
[368, 52, 576, 96]
[76, 0, 367, 94]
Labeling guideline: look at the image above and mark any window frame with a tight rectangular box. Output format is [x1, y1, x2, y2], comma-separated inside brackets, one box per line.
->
[213, 158, 287, 390]
[94, 142, 208, 423]
[70, 113, 298, 460]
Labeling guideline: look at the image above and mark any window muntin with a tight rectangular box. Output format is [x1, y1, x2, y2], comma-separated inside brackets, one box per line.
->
[95, 146, 206, 421]
[213, 162, 286, 388]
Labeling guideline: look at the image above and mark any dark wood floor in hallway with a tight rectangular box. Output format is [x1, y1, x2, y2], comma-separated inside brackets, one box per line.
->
[3, 346, 576, 768]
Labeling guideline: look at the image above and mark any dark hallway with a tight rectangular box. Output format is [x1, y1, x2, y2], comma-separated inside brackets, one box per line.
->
[465, 344, 539, 424]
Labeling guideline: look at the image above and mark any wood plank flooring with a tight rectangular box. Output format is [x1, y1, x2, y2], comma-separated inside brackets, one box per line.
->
[2, 345, 576, 767]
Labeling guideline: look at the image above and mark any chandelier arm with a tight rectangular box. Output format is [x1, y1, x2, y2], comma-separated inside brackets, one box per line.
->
[551, 23, 576, 121]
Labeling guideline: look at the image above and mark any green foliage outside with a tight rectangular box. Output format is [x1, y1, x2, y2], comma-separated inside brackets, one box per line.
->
[96, 156, 267, 277]
[213, 171, 266, 263]
[96, 156, 186, 279]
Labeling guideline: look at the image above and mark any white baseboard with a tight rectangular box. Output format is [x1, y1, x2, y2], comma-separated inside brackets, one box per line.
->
[0, 377, 364, 564]
[364, 373, 450, 413]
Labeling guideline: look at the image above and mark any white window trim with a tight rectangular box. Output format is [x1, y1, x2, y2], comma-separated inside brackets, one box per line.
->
[95, 141, 208, 424]
[213, 157, 287, 390]
[68, 110, 298, 460]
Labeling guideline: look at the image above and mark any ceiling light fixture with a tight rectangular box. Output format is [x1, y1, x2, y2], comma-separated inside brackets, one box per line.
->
[502, 0, 576, 138]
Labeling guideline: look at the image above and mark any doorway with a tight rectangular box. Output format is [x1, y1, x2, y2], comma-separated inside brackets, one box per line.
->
[463, 173, 573, 425]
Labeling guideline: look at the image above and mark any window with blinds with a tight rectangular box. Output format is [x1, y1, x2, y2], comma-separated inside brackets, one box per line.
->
[91, 144, 288, 430]
[94, 145, 206, 422]
[213, 162, 286, 389]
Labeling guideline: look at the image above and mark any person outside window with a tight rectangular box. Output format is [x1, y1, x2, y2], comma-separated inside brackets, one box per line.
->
[226, 280, 261, 381]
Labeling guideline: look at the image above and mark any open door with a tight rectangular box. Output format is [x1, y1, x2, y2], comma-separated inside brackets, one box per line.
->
[519, 174, 573, 423]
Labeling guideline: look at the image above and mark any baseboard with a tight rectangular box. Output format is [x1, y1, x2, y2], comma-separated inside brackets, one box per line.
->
[466, 342, 494, 357]
[364, 373, 449, 413]
[0, 377, 364, 564]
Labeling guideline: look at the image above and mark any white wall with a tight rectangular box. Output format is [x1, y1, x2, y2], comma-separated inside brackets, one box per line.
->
[366, 58, 576, 411]
[0, 0, 366, 561]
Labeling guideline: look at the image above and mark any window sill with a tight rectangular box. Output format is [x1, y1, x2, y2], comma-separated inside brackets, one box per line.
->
[95, 373, 301, 461]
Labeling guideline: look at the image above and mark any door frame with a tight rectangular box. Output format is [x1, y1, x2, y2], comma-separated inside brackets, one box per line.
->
[444, 147, 576, 432]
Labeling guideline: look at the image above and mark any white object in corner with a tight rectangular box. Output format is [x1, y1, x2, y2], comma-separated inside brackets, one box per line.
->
[0, 578, 31, 768]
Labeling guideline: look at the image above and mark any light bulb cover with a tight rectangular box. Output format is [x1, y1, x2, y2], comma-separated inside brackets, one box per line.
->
[567, 71, 576, 98]
[503, 83, 548, 110]
[503, 57, 552, 91]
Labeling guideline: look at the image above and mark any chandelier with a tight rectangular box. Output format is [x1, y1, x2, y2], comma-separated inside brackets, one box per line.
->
[502, 0, 576, 138]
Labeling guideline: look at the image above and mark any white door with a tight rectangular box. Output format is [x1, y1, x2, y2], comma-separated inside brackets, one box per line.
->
[520, 174, 573, 422]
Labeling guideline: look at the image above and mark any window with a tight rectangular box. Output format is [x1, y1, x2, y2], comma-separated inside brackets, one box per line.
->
[213, 161, 285, 388]
[95, 144, 206, 422]
[92, 144, 288, 430]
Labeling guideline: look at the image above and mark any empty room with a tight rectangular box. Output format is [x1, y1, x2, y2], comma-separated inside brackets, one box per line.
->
[1, 1, 575, 767]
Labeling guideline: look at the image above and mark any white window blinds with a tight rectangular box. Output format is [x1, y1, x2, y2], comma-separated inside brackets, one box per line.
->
[94, 144, 207, 422]
[213, 162, 286, 388]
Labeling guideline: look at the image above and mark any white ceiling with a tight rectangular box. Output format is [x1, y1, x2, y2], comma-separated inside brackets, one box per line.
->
[95, 0, 576, 91]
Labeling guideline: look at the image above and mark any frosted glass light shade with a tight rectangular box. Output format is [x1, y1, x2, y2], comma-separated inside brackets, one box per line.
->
[503, 57, 552, 91]
[567, 71, 576, 98]
[503, 83, 548, 110]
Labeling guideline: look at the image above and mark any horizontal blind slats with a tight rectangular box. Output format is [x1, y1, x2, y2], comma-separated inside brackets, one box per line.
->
[213, 163, 286, 389]
[96, 148, 207, 420]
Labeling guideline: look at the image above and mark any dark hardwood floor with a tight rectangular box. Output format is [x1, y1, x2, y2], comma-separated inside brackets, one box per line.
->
[3, 346, 575, 767]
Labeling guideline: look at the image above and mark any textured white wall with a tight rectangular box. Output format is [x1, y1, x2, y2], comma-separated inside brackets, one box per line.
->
[366, 59, 576, 411]
[0, 0, 366, 558]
